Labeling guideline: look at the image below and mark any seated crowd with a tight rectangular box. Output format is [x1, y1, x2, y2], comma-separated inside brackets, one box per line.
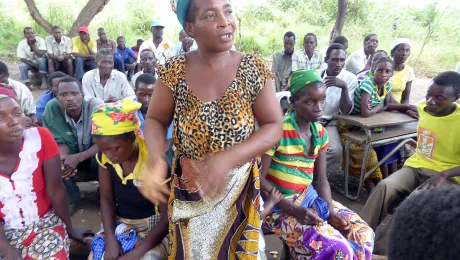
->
[0, 14, 459, 260]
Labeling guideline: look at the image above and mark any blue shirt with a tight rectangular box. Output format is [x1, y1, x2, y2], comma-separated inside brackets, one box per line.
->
[117, 47, 136, 62]
[135, 99, 173, 139]
[36, 91, 55, 120]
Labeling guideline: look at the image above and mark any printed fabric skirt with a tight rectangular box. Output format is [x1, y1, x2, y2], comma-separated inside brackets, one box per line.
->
[339, 122, 382, 180]
[263, 189, 374, 260]
[88, 215, 169, 260]
[167, 156, 262, 260]
[1, 211, 69, 260]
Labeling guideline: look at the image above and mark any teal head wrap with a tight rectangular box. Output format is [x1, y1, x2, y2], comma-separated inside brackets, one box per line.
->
[289, 70, 323, 95]
[176, 0, 192, 32]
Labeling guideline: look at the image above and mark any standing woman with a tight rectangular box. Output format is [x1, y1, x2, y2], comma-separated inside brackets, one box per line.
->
[141, 0, 283, 259]
[0, 88, 87, 259]
[390, 38, 415, 104]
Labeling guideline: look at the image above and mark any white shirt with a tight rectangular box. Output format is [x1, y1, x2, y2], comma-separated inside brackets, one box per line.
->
[17, 37, 46, 61]
[82, 69, 135, 101]
[345, 48, 369, 75]
[170, 42, 198, 57]
[45, 35, 72, 56]
[8, 79, 36, 115]
[137, 38, 174, 65]
[456, 62, 460, 73]
[318, 69, 358, 120]
[131, 70, 158, 89]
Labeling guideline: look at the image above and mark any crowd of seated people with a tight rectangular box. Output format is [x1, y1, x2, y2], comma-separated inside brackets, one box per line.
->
[1, 5, 459, 258]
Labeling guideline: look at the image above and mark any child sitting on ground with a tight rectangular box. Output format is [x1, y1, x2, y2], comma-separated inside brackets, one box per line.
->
[89, 99, 169, 260]
[341, 56, 418, 192]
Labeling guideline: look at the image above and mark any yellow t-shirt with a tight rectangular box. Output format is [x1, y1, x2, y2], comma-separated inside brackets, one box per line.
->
[404, 101, 460, 182]
[392, 65, 415, 103]
[71, 36, 97, 56]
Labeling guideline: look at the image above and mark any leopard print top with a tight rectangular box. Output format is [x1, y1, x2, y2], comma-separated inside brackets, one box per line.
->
[158, 53, 273, 160]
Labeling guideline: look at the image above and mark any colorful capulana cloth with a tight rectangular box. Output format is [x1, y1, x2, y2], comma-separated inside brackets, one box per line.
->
[1, 211, 69, 260]
[269, 185, 331, 221]
[263, 201, 374, 260]
[289, 69, 323, 95]
[90, 222, 141, 260]
[265, 112, 328, 198]
[264, 113, 374, 259]
[160, 54, 272, 260]
[88, 216, 169, 260]
[91, 99, 142, 136]
[353, 76, 392, 114]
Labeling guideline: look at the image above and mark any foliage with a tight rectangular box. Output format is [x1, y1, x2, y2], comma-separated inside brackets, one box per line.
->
[0, 0, 459, 77]
[236, 0, 460, 77]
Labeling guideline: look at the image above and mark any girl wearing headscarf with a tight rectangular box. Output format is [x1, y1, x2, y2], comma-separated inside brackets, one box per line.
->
[0, 87, 88, 259]
[390, 38, 415, 104]
[260, 70, 374, 259]
[90, 99, 169, 260]
[140, 0, 283, 259]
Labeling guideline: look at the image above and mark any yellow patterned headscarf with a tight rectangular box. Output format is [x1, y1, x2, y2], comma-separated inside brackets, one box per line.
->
[91, 99, 142, 136]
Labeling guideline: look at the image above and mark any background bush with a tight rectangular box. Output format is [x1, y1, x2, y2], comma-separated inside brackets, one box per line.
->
[1, 0, 459, 78]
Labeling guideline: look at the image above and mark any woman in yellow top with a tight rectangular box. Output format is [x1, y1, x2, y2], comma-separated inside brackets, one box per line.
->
[390, 38, 415, 104]
[90, 100, 169, 260]
[140, 0, 283, 259]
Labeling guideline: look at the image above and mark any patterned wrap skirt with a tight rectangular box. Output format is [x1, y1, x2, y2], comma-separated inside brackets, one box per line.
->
[263, 191, 374, 260]
[167, 156, 262, 260]
[88, 215, 169, 260]
[1, 210, 69, 260]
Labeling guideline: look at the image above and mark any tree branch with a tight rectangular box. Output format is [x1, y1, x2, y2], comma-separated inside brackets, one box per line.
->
[330, 0, 348, 43]
[24, 0, 53, 34]
[69, 0, 112, 37]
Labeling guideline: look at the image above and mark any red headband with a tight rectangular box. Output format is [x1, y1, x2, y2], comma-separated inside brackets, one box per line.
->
[0, 85, 19, 101]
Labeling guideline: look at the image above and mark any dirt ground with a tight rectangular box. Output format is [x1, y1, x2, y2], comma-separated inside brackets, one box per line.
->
[5, 61, 433, 259]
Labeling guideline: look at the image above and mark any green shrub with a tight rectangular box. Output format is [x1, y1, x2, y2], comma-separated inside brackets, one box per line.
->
[1, 0, 459, 77]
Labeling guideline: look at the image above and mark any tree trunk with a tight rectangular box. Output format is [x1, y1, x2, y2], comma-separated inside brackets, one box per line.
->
[24, 0, 53, 34]
[330, 0, 348, 43]
[68, 0, 111, 37]
[24, 0, 111, 37]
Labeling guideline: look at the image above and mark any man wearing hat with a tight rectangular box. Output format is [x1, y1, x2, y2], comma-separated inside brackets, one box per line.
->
[137, 21, 173, 65]
[71, 26, 97, 82]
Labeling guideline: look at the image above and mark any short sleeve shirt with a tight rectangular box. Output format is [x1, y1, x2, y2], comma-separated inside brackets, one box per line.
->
[392, 65, 415, 103]
[45, 35, 72, 55]
[271, 50, 293, 91]
[353, 77, 392, 113]
[0, 127, 59, 229]
[117, 47, 136, 61]
[71, 36, 97, 55]
[8, 79, 36, 115]
[82, 69, 135, 101]
[17, 37, 46, 61]
[97, 38, 117, 53]
[266, 113, 328, 198]
[292, 49, 324, 71]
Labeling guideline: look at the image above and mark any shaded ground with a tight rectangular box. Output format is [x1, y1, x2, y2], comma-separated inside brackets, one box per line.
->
[5, 61, 433, 259]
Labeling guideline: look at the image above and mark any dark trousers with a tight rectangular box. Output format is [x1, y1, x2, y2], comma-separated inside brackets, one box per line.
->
[74, 58, 96, 81]
[63, 157, 98, 204]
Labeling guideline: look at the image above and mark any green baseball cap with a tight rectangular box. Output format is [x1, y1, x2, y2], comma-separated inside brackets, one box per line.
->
[150, 21, 164, 28]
